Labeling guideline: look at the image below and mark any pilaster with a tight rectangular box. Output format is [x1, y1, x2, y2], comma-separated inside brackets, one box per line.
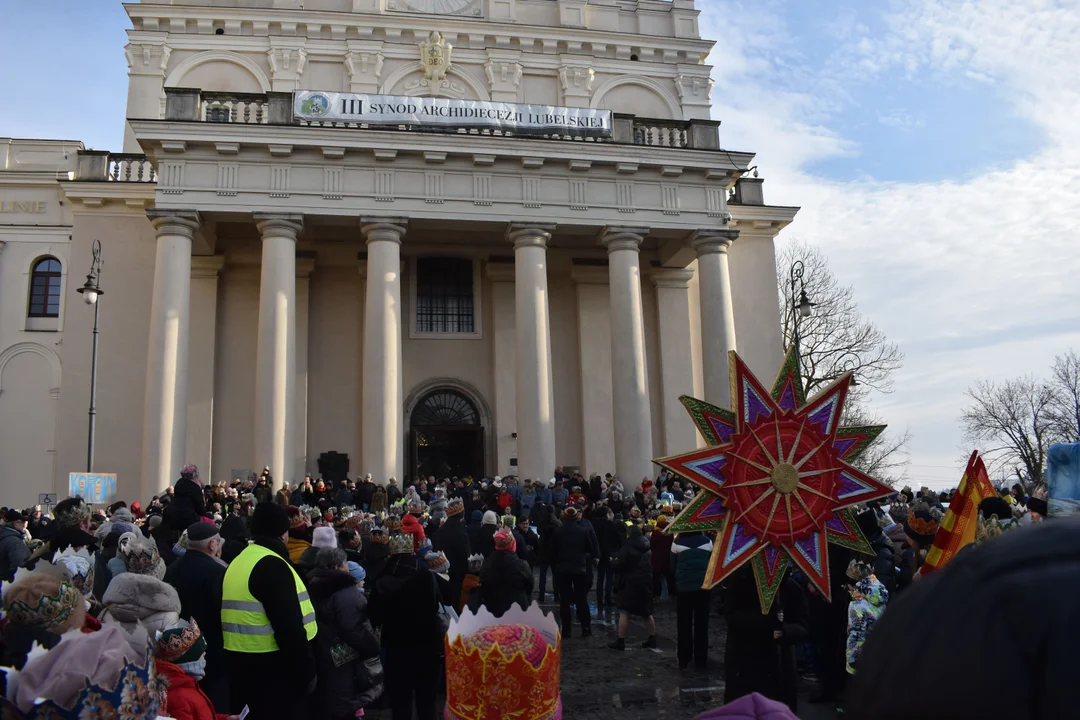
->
[186, 255, 225, 485]
[571, 264, 616, 478]
[651, 267, 699, 455]
[486, 261, 518, 476]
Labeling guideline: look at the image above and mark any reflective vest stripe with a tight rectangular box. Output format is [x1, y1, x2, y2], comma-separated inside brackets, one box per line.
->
[221, 544, 318, 653]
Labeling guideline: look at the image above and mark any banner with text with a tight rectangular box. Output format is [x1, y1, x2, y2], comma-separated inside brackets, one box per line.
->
[294, 91, 612, 137]
[68, 472, 117, 504]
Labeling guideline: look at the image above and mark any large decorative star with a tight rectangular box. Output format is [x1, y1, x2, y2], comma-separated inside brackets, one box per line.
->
[657, 348, 892, 613]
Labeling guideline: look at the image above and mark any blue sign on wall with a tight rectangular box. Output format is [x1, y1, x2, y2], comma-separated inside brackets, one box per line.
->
[68, 472, 117, 504]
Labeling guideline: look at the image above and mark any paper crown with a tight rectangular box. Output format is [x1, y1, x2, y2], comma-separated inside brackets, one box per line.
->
[447, 498, 465, 516]
[389, 533, 414, 555]
[118, 532, 162, 576]
[1, 627, 163, 720]
[2, 567, 81, 631]
[52, 547, 96, 598]
[467, 553, 484, 572]
[156, 618, 206, 664]
[445, 602, 562, 720]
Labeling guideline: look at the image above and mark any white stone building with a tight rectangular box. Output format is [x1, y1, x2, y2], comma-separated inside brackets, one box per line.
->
[0, 0, 797, 507]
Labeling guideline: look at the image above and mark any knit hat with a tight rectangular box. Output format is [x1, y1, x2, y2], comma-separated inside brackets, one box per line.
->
[482, 510, 499, 526]
[426, 550, 450, 576]
[494, 528, 517, 552]
[389, 533, 414, 555]
[2, 624, 162, 720]
[155, 618, 206, 664]
[118, 532, 165, 579]
[467, 553, 484, 572]
[2, 570, 84, 632]
[447, 497, 465, 517]
[251, 502, 291, 537]
[346, 561, 366, 584]
[312, 526, 337, 549]
[979, 496, 1014, 522]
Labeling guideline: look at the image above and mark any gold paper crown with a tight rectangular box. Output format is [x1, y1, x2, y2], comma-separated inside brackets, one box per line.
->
[445, 603, 562, 720]
[2, 574, 80, 631]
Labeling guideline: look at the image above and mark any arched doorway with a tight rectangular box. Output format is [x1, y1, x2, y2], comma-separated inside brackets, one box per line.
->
[409, 389, 484, 480]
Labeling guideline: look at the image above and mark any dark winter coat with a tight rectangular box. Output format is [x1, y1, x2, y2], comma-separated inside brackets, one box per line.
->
[550, 518, 598, 575]
[723, 567, 809, 713]
[474, 550, 534, 617]
[218, 515, 249, 565]
[593, 514, 623, 563]
[164, 477, 207, 532]
[473, 523, 497, 558]
[368, 554, 441, 651]
[432, 514, 471, 609]
[163, 548, 229, 712]
[253, 482, 272, 504]
[386, 484, 403, 505]
[151, 522, 180, 568]
[361, 541, 390, 584]
[0, 525, 29, 583]
[613, 534, 654, 617]
[513, 526, 540, 563]
[307, 568, 382, 716]
[848, 517, 1080, 720]
[649, 531, 674, 576]
[671, 533, 712, 593]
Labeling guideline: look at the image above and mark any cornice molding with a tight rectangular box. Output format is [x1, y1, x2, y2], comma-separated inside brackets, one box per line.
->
[58, 181, 157, 212]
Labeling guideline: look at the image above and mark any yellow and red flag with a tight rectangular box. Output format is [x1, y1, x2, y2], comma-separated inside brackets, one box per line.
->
[919, 450, 998, 576]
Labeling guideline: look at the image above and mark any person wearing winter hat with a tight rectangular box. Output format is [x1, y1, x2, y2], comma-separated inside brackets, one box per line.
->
[433, 496, 471, 612]
[903, 501, 941, 571]
[474, 510, 499, 558]
[0, 569, 87, 669]
[362, 525, 391, 582]
[163, 521, 230, 713]
[609, 524, 657, 651]
[100, 532, 181, 636]
[401, 509, 428, 554]
[222, 502, 318, 719]
[164, 464, 208, 533]
[550, 504, 598, 638]
[368, 520, 443, 720]
[459, 553, 484, 610]
[470, 528, 533, 618]
[297, 526, 338, 582]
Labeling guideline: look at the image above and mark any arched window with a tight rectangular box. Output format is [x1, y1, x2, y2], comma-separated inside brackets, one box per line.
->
[412, 390, 479, 426]
[27, 257, 62, 318]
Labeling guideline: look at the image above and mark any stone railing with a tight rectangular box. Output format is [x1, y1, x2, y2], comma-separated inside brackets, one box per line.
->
[73, 151, 156, 182]
[161, 88, 722, 150]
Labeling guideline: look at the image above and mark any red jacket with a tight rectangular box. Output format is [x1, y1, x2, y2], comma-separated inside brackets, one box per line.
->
[157, 661, 230, 720]
[497, 492, 513, 510]
[401, 513, 428, 553]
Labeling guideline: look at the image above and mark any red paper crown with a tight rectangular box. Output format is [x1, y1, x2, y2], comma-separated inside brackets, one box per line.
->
[444, 603, 562, 720]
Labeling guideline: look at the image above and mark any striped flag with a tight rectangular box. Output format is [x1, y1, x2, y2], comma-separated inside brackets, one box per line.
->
[919, 451, 998, 576]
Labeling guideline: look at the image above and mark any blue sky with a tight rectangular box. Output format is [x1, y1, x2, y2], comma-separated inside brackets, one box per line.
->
[3, 0, 1079, 489]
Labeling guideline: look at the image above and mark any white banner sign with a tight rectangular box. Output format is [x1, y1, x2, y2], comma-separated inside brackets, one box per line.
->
[294, 91, 612, 137]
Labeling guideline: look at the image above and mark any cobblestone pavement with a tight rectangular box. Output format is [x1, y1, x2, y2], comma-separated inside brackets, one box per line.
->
[370, 579, 841, 719]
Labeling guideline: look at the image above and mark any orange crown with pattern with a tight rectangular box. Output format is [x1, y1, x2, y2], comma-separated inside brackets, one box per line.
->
[444, 602, 562, 720]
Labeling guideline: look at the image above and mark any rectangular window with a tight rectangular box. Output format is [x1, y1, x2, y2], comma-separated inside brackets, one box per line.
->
[415, 257, 474, 334]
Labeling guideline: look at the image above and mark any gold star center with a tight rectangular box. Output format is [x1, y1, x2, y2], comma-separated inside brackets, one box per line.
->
[770, 463, 799, 494]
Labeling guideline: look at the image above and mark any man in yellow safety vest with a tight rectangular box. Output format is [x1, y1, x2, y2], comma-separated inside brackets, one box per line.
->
[222, 502, 318, 719]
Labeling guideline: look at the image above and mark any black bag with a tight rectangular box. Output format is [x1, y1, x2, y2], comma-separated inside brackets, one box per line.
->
[357, 654, 384, 690]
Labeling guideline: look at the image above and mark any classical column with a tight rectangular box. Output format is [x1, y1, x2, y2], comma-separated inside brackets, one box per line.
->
[651, 268, 700, 455]
[361, 218, 407, 484]
[142, 209, 199, 499]
[185, 255, 225, 482]
[508, 223, 557, 484]
[691, 229, 739, 407]
[253, 214, 303, 489]
[571, 265, 616, 478]
[486, 262, 518, 477]
[295, 255, 315, 484]
[601, 227, 654, 489]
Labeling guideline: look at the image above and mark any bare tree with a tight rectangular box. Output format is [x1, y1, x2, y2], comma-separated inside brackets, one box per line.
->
[776, 239, 904, 397]
[775, 239, 909, 484]
[1048, 350, 1080, 442]
[960, 377, 1059, 486]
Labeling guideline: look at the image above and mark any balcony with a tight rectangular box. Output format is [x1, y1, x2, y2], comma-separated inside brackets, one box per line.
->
[73, 151, 156, 182]
[161, 87, 722, 151]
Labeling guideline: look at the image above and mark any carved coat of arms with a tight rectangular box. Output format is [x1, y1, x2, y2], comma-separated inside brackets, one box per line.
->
[420, 31, 452, 83]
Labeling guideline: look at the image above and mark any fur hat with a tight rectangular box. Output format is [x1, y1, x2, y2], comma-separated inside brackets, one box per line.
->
[426, 551, 450, 576]
[118, 532, 165, 579]
[251, 502, 290, 537]
[312, 526, 337, 549]
[180, 464, 200, 483]
[389, 533, 414, 556]
[446, 497, 465, 517]
[155, 618, 206, 664]
[482, 510, 499, 526]
[467, 553, 484, 572]
[494, 528, 517, 552]
[2, 570, 85, 633]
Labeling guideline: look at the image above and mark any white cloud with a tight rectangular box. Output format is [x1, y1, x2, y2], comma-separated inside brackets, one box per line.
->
[700, 0, 1080, 487]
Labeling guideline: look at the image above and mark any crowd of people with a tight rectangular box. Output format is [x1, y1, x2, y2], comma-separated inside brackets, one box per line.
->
[0, 464, 1058, 720]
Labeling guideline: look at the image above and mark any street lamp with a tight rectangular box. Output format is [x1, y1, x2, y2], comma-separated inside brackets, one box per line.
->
[75, 239, 103, 473]
[789, 260, 815, 376]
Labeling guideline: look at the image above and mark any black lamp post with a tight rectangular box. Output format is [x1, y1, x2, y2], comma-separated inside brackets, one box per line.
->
[76, 239, 103, 473]
[789, 260, 815, 377]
